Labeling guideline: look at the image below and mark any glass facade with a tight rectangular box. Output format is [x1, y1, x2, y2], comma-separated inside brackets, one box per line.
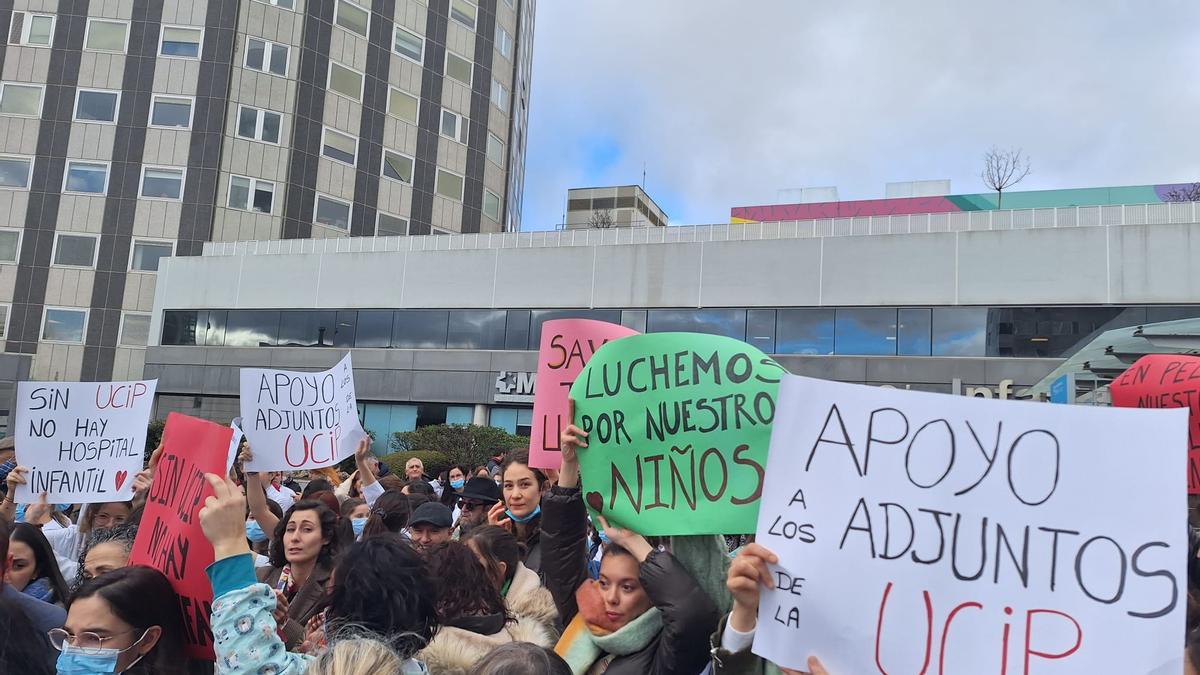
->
[159, 305, 1200, 359]
[357, 402, 475, 453]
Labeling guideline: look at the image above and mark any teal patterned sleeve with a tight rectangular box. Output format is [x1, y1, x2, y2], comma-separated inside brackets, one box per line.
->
[207, 554, 315, 675]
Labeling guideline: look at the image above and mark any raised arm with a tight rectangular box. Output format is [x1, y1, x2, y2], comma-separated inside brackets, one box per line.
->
[241, 443, 279, 535]
[540, 399, 591, 622]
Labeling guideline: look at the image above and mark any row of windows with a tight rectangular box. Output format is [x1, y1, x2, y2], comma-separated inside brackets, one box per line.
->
[34, 306, 150, 347]
[0, 229, 172, 271]
[159, 306, 1200, 358]
[9, 13, 203, 57]
[0, 156, 186, 199]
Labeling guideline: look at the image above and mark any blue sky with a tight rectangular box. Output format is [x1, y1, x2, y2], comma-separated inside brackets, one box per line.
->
[518, 1, 1200, 231]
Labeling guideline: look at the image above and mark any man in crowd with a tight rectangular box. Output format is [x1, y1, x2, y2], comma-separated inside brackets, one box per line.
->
[454, 477, 501, 538]
[408, 502, 453, 551]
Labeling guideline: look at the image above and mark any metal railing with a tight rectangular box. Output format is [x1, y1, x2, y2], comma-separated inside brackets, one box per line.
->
[202, 201, 1200, 258]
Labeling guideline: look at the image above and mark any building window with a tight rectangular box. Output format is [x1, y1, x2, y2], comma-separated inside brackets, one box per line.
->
[244, 37, 288, 76]
[335, 0, 370, 37]
[253, 0, 294, 8]
[321, 127, 358, 165]
[486, 133, 505, 167]
[159, 26, 202, 58]
[444, 51, 473, 86]
[897, 308, 932, 356]
[42, 307, 87, 343]
[228, 175, 275, 214]
[119, 313, 151, 347]
[0, 304, 8, 339]
[150, 95, 193, 129]
[0, 230, 21, 261]
[376, 213, 409, 236]
[646, 309, 747, 340]
[490, 78, 509, 111]
[932, 307, 988, 356]
[381, 150, 413, 184]
[393, 26, 423, 63]
[387, 88, 418, 123]
[0, 156, 32, 189]
[775, 309, 835, 355]
[84, 19, 128, 52]
[74, 89, 120, 123]
[483, 189, 501, 221]
[130, 240, 174, 272]
[450, 0, 477, 29]
[63, 160, 109, 194]
[140, 167, 185, 200]
[314, 194, 351, 230]
[9, 13, 55, 47]
[0, 83, 43, 117]
[435, 169, 464, 202]
[834, 308, 898, 356]
[328, 62, 364, 101]
[494, 24, 513, 59]
[440, 109, 468, 144]
[52, 233, 98, 268]
[236, 105, 281, 143]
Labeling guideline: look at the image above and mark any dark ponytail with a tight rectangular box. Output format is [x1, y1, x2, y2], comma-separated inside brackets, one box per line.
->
[361, 491, 411, 540]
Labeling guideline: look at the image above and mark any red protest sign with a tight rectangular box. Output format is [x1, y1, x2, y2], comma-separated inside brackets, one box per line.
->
[130, 412, 233, 660]
[1110, 354, 1200, 494]
[528, 319, 638, 469]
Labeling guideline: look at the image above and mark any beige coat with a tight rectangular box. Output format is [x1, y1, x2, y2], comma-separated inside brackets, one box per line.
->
[417, 614, 554, 675]
[505, 562, 560, 638]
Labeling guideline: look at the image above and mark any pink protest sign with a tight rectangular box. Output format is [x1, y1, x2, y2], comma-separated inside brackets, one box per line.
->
[528, 319, 638, 469]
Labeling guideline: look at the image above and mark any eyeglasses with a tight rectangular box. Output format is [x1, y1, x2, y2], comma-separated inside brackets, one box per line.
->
[47, 628, 143, 655]
[460, 501, 488, 512]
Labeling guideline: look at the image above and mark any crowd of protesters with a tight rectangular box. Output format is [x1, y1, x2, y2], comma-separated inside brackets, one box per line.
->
[1, 416, 1198, 675]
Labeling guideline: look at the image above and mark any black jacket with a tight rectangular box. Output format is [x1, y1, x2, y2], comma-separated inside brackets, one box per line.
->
[541, 485, 719, 675]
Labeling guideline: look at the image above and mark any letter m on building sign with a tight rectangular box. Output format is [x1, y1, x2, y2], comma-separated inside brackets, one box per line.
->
[517, 372, 536, 395]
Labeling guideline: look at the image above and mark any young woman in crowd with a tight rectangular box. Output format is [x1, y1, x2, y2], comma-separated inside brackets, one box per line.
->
[489, 450, 549, 575]
[199, 473, 437, 674]
[360, 490, 411, 540]
[246, 496, 284, 567]
[58, 565, 187, 675]
[73, 522, 138, 591]
[6, 523, 70, 605]
[417, 540, 554, 673]
[545, 415, 720, 674]
[463, 525, 559, 637]
[259, 499, 340, 648]
[439, 464, 470, 515]
[340, 497, 370, 541]
[474, 642, 572, 675]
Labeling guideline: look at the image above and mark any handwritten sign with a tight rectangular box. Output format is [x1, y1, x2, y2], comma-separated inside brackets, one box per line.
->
[1110, 354, 1200, 494]
[239, 353, 367, 471]
[753, 375, 1187, 673]
[14, 379, 157, 503]
[529, 319, 638, 469]
[567, 333, 785, 535]
[130, 412, 232, 660]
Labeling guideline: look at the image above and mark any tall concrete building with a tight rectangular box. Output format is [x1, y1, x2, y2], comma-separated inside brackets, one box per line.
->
[0, 0, 535, 396]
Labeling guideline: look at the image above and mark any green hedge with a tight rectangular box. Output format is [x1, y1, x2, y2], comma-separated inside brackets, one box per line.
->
[389, 424, 528, 471]
[380, 450, 451, 479]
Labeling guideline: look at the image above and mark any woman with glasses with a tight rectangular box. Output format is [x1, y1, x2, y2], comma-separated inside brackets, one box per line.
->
[52, 565, 186, 675]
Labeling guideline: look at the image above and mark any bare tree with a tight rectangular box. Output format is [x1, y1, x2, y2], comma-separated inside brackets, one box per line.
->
[981, 147, 1032, 209]
[1163, 182, 1200, 202]
[588, 208, 615, 229]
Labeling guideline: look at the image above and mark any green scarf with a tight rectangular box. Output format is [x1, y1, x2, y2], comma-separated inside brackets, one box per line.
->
[556, 606, 663, 674]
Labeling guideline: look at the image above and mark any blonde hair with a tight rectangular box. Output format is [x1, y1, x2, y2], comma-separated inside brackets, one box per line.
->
[305, 639, 403, 675]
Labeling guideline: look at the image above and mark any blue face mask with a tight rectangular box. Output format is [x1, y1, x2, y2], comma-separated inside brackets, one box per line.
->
[245, 520, 268, 543]
[597, 529, 610, 545]
[506, 504, 541, 524]
[351, 517, 368, 538]
[56, 635, 146, 675]
[450, 479, 465, 490]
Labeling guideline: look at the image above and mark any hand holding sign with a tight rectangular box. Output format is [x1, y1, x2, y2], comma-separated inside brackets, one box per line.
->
[198, 472, 250, 561]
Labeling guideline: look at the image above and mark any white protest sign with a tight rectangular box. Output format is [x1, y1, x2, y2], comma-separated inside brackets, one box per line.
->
[240, 353, 366, 471]
[15, 379, 158, 503]
[227, 417, 245, 472]
[753, 375, 1187, 674]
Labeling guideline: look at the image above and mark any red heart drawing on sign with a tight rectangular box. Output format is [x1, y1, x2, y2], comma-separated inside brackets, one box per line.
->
[114, 470, 129, 492]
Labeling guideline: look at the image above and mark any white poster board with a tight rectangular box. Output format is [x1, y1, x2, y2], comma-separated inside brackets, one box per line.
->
[753, 375, 1187, 674]
[239, 353, 366, 471]
[15, 379, 158, 503]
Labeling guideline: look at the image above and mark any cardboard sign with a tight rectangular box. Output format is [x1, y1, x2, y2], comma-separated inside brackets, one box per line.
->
[14, 379, 157, 503]
[567, 332, 785, 535]
[240, 353, 367, 471]
[753, 375, 1187, 673]
[1110, 354, 1200, 493]
[529, 319, 639, 469]
[130, 412, 233, 661]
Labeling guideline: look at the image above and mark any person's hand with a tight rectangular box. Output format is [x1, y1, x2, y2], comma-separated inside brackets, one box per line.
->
[298, 611, 327, 654]
[487, 501, 512, 531]
[4, 465, 28, 503]
[133, 443, 164, 495]
[597, 515, 653, 562]
[24, 491, 50, 524]
[199, 473, 250, 560]
[238, 442, 256, 475]
[559, 399, 587, 466]
[727, 543, 779, 631]
[780, 656, 829, 675]
[272, 590, 290, 626]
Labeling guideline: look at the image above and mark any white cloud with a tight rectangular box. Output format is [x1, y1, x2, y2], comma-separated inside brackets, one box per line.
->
[520, 0, 1200, 229]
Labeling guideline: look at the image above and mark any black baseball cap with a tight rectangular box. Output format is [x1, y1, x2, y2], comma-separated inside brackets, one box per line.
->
[459, 477, 501, 504]
[409, 502, 453, 529]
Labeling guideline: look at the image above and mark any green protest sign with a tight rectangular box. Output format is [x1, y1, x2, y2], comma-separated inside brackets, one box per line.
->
[568, 332, 786, 535]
